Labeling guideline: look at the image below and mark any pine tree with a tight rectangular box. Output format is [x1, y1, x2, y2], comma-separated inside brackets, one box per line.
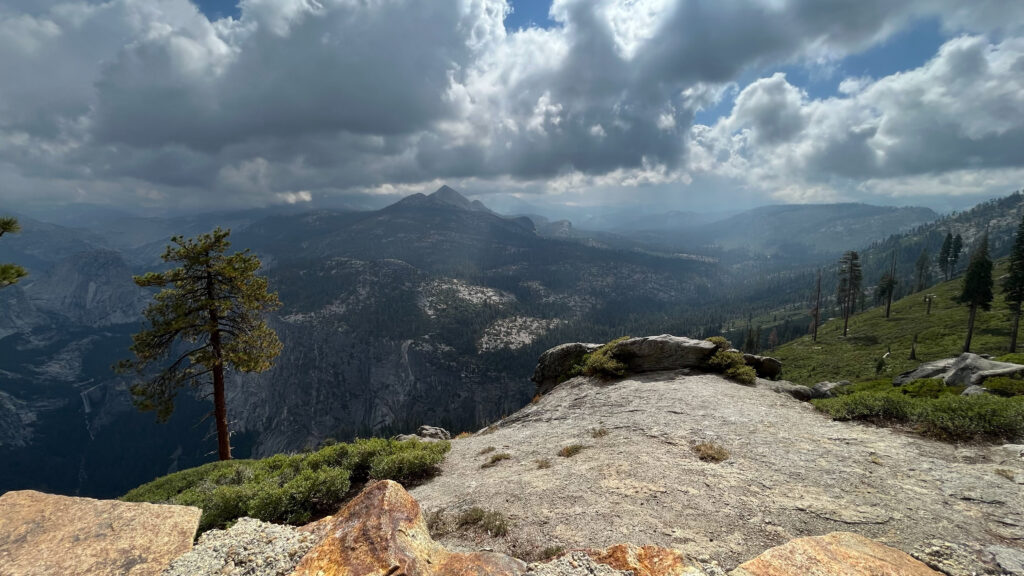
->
[1004, 215, 1024, 352]
[956, 233, 993, 353]
[0, 217, 28, 288]
[837, 251, 862, 337]
[950, 234, 963, 276]
[914, 249, 929, 292]
[874, 250, 897, 318]
[938, 233, 953, 280]
[116, 228, 282, 460]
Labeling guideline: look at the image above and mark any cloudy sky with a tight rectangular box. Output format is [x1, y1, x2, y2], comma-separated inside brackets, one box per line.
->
[1, 0, 1023, 215]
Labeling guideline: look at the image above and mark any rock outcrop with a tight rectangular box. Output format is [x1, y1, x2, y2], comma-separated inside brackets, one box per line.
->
[0, 490, 200, 576]
[288, 480, 526, 576]
[730, 532, 940, 575]
[532, 336, 783, 396]
[533, 342, 602, 395]
[584, 543, 708, 576]
[894, 353, 1024, 388]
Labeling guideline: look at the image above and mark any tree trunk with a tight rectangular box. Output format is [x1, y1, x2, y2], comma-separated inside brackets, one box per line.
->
[963, 304, 977, 353]
[206, 271, 231, 461]
[1010, 305, 1021, 353]
[884, 293, 892, 318]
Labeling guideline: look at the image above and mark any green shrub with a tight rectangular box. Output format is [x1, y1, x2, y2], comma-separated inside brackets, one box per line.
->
[707, 348, 757, 385]
[122, 437, 450, 533]
[813, 390, 1024, 442]
[578, 337, 630, 378]
[705, 336, 730, 350]
[995, 353, 1024, 365]
[984, 376, 1024, 397]
[692, 441, 729, 462]
[456, 507, 510, 536]
[899, 378, 963, 398]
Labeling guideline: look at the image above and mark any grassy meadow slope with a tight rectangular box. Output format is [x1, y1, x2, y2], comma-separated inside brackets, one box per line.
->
[773, 260, 1017, 386]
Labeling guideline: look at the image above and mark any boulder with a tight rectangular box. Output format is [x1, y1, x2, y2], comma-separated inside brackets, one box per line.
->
[584, 543, 707, 576]
[533, 342, 601, 395]
[288, 480, 526, 576]
[894, 353, 1024, 388]
[743, 354, 783, 380]
[810, 381, 851, 398]
[729, 532, 941, 576]
[416, 425, 451, 440]
[394, 425, 452, 443]
[755, 379, 822, 402]
[0, 490, 200, 576]
[961, 385, 989, 396]
[608, 335, 718, 374]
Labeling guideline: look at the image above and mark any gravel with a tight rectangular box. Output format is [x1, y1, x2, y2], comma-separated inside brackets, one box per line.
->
[526, 552, 633, 576]
[162, 517, 316, 576]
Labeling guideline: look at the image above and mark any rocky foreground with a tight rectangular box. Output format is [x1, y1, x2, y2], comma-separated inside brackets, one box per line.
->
[1, 335, 1023, 575]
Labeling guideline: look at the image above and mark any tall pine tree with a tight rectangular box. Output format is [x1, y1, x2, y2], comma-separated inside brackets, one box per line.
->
[1004, 215, 1024, 352]
[117, 228, 282, 460]
[938, 232, 953, 281]
[0, 217, 27, 288]
[950, 234, 964, 276]
[956, 233, 993, 353]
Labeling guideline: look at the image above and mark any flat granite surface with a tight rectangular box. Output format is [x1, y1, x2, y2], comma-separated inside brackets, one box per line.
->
[410, 372, 1024, 572]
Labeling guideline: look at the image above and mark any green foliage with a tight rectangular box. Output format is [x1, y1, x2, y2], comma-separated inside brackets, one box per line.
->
[577, 336, 629, 378]
[116, 228, 282, 444]
[456, 507, 510, 536]
[984, 377, 1024, 397]
[122, 437, 449, 533]
[705, 341, 757, 385]
[957, 234, 994, 311]
[0, 216, 27, 288]
[773, 260, 1015, 385]
[813, 391, 1024, 442]
[996, 353, 1024, 364]
[899, 378, 963, 399]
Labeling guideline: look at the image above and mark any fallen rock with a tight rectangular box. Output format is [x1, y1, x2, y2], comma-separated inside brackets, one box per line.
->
[895, 353, 1024, 387]
[395, 425, 452, 443]
[810, 381, 851, 398]
[0, 490, 200, 576]
[533, 342, 601, 395]
[163, 517, 316, 576]
[585, 543, 708, 576]
[729, 532, 941, 576]
[755, 379, 819, 402]
[610, 335, 717, 374]
[743, 354, 783, 380]
[961, 385, 990, 396]
[288, 480, 526, 576]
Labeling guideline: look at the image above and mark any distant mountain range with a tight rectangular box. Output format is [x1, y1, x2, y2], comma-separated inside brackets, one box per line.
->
[1, 185, 1015, 498]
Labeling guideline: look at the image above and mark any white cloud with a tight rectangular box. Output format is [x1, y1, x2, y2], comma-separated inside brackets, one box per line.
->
[0, 0, 1023, 211]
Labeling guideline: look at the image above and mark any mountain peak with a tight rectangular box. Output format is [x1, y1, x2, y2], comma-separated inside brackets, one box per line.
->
[428, 185, 476, 210]
[388, 185, 494, 213]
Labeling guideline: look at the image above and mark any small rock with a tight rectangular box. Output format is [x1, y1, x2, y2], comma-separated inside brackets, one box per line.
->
[743, 354, 783, 380]
[961, 385, 989, 396]
[416, 425, 451, 440]
[810, 381, 851, 398]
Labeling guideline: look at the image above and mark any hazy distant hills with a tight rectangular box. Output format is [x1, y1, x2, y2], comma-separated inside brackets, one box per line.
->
[621, 203, 939, 256]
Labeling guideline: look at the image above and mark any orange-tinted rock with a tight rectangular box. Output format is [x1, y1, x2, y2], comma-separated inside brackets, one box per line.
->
[0, 489, 200, 576]
[296, 514, 334, 541]
[289, 480, 526, 576]
[585, 543, 703, 576]
[730, 532, 942, 576]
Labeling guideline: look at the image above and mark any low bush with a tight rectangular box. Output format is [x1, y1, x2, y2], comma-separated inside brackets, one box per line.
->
[557, 444, 585, 458]
[705, 338, 757, 385]
[456, 506, 510, 536]
[481, 453, 511, 469]
[589, 427, 609, 438]
[692, 441, 729, 462]
[899, 378, 963, 399]
[122, 437, 450, 533]
[576, 337, 630, 379]
[813, 390, 1024, 442]
[984, 376, 1024, 397]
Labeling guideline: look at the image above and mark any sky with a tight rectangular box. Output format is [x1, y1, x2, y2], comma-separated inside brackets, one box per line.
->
[1, 0, 1023, 216]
